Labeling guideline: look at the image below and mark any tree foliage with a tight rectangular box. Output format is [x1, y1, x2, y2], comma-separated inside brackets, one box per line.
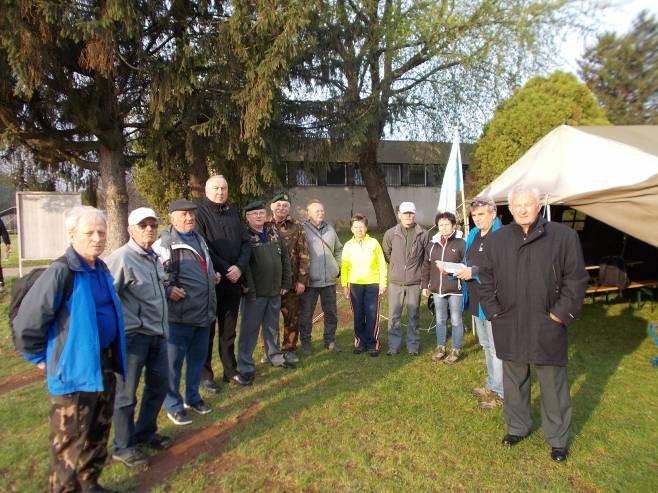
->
[470, 71, 609, 191]
[578, 10, 658, 125]
[285, 0, 590, 229]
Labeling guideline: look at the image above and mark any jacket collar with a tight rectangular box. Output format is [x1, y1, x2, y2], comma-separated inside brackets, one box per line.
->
[513, 215, 547, 242]
[395, 223, 423, 237]
[65, 245, 108, 273]
[203, 197, 231, 213]
[126, 238, 158, 257]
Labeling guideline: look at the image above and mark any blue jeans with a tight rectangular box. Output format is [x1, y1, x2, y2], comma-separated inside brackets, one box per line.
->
[474, 316, 504, 397]
[350, 284, 381, 351]
[165, 323, 210, 413]
[113, 333, 168, 453]
[433, 294, 464, 350]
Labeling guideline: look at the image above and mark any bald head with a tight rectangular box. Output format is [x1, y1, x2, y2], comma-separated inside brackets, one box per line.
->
[206, 175, 228, 204]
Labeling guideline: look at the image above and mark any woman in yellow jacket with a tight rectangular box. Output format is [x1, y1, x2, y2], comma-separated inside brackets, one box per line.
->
[341, 214, 387, 357]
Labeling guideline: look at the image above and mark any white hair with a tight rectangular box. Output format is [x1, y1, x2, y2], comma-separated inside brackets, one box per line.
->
[65, 206, 106, 232]
[507, 186, 541, 205]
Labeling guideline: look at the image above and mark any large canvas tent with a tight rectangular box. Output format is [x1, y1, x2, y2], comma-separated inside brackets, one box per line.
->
[479, 125, 658, 248]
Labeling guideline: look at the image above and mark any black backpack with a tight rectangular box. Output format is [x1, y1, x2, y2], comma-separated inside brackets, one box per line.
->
[9, 257, 73, 343]
[598, 256, 629, 290]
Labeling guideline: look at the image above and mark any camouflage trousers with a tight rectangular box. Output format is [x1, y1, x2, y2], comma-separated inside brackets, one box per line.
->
[281, 291, 301, 352]
[48, 367, 116, 493]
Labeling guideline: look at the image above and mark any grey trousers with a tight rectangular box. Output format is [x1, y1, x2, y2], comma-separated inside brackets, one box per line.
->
[387, 283, 421, 353]
[299, 285, 338, 345]
[503, 361, 572, 448]
[238, 295, 285, 375]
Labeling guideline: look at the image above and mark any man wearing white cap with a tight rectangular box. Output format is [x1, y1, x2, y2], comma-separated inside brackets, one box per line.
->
[105, 207, 171, 467]
[382, 202, 429, 355]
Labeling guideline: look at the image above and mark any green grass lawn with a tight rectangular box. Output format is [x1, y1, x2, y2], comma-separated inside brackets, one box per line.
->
[0, 282, 656, 492]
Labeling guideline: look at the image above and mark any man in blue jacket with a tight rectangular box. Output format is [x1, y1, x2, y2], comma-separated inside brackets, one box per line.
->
[455, 197, 503, 409]
[13, 206, 127, 493]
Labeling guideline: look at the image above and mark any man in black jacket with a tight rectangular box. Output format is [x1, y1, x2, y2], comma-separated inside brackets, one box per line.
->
[479, 186, 588, 463]
[195, 175, 252, 389]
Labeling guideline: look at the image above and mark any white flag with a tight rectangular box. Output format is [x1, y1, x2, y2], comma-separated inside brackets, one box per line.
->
[437, 129, 464, 214]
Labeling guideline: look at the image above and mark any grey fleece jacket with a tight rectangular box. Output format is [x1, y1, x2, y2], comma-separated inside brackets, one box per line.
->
[105, 238, 168, 337]
[302, 220, 343, 288]
[153, 226, 217, 327]
[382, 223, 429, 286]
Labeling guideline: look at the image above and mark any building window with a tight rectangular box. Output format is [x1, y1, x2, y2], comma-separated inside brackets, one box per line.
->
[326, 164, 346, 185]
[382, 164, 401, 187]
[296, 167, 317, 186]
[561, 208, 586, 231]
[408, 165, 427, 187]
[353, 167, 365, 186]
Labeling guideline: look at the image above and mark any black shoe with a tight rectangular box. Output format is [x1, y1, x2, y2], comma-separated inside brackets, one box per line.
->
[230, 373, 252, 386]
[353, 347, 366, 354]
[184, 400, 212, 415]
[141, 433, 173, 450]
[551, 447, 568, 462]
[502, 433, 528, 447]
[167, 410, 192, 426]
[201, 379, 221, 394]
[369, 349, 380, 357]
[112, 447, 150, 468]
[408, 351, 419, 356]
[242, 372, 256, 383]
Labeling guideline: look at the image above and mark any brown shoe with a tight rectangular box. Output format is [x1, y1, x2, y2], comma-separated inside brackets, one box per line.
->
[444, 349, 460, 364]
[472, 387, 491, 398]
[479, 395, 504, 409]
[431, 346, 447, 361]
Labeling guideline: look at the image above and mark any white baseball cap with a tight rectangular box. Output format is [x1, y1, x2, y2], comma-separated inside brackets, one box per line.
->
[399, 202, 416, 214]
[128, 207, 159, 226]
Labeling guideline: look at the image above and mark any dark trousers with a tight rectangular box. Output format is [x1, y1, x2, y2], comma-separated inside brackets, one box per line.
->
[503, 360, 572, 448]
[48, 365, 116, 493]
[281, 290, 301, 351]
[349, 283, 381, 351]
[299, 285, 338, 345]
[165, 323, 210, 414]
[113, 333, 167, 454]
[203, 281, 241, 381]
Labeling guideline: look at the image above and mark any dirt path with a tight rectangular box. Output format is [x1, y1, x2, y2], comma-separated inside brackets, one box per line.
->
[136, 400, 263, 492]
[0, 369, 43, 395]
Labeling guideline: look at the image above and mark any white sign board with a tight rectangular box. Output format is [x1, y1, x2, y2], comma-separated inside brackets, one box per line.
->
[17, 192, 81, 264]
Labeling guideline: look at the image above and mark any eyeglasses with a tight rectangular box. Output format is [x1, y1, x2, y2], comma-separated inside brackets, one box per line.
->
[137, 222, 159, 230]
[246, 211, 266, 216]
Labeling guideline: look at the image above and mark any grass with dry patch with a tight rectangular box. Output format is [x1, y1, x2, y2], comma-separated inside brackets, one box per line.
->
[0, 282, 656, 492]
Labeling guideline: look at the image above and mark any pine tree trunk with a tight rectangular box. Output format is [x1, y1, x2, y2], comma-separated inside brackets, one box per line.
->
[98, 144, 129, 253]
[188, 158, 208, 200]
[358, 134, 396, 230]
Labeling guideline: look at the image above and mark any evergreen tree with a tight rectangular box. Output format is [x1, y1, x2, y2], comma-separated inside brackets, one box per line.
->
[470, 71, 609, 191]
[579, 11, 658, 125]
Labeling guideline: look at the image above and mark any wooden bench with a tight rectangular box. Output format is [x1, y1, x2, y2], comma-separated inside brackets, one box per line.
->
[586, 280, 658, 309]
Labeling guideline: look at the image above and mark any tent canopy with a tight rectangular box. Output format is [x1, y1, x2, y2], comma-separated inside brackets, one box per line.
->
[479, 125, 658, 247]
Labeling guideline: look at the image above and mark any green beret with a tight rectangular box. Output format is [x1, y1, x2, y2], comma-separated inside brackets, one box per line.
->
[243, 200, 266, 213]
[271, 191, 290, 203]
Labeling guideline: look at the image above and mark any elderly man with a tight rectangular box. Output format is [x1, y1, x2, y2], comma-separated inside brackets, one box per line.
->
[105, 208, 170, 468]
[268, 191, 309, 362]
[454, 197, 504, 409]
[154, 199, 218, 426]
[238, 200, 294, 381]
[14, 206, 126, 493]
[479, 186, 589, 462]
[382, 201, 429, 356]
[298, 199, 343, 355]
[195, 175, 252, 391]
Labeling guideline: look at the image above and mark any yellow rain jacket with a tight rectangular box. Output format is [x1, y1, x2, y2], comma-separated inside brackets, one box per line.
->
[340, 234, 387, 288]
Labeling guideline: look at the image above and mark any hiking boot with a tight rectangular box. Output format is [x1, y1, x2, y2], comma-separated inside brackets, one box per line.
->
[184, 400, 212, 415]
[302, 341, 312, 355]
[325, 342, 341, 353]
[201, 379, 221, 394]
[479, 395, 504, 410]
[230, 373, 252, 386]
[284, 351, 300, 363]
[112, 447, 150, 468]
[141, 433, 173, 450]
[444, 349, 461, 364]
[472, 387, 491, 398]
[431, 346, 447, 361]
[167, 410, 192, 426]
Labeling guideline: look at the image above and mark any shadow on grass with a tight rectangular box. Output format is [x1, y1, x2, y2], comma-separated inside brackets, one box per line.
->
[567, 302, 648, 437]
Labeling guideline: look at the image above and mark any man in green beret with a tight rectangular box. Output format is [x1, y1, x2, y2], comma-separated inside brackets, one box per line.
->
[268, 192, 310, 363]
[237, 200, 294, 381]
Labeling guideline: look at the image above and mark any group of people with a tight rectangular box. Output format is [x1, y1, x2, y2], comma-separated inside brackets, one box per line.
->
[12, 176, 589, 493]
